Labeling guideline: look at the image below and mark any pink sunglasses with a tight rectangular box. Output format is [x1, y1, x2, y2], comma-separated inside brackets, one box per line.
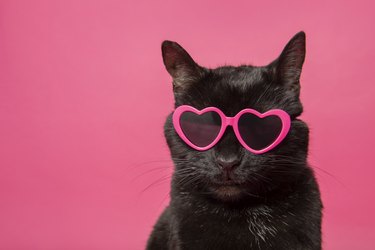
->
[172, 105, 291, 154]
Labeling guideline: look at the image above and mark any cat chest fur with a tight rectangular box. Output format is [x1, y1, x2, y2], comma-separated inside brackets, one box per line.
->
[169, 195, 310, 250]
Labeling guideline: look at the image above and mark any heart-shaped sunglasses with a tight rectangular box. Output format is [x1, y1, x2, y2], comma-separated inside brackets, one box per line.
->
[172, 105, 291, 154]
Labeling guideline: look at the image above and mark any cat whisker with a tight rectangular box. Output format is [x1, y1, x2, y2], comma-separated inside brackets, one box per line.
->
[140, 174, 172, 195]
[131, 166, 173, 183]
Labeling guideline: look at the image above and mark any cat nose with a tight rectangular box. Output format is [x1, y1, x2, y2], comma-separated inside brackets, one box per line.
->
[216, 155, 241, 171]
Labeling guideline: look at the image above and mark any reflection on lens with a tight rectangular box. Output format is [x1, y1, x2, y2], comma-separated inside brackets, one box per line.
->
[180, 111, 222, 147]
[238, 113, 282, 150]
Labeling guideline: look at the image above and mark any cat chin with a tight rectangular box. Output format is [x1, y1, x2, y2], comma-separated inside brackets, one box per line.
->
[210, 185, 244, 201]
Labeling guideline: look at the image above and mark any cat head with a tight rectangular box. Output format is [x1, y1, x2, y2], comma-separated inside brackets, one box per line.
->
[162, 32, 309, 202]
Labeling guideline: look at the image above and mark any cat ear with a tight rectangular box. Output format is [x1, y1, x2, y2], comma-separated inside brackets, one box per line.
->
[161, 41, 204, 91]
[272, 31, 306, 96]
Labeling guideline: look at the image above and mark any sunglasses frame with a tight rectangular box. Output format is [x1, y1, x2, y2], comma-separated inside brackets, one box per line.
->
[172, 105, 291, 154]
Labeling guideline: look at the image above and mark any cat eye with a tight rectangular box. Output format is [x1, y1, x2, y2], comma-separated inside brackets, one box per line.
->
[173, 105, 291, 154]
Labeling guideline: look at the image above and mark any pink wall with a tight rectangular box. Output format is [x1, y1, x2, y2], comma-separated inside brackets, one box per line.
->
[0, 0, 374, 249]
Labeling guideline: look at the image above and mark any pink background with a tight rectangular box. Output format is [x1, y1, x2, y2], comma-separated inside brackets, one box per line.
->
[0, 0, 374, 249]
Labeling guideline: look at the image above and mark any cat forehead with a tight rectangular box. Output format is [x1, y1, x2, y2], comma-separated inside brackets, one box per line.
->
[202, 66, 273, 97]
[211, 66, 270, 85]
[180, 68, 277, 114]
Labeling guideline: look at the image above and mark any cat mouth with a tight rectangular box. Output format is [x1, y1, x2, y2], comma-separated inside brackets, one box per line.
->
[210, 182, 244, 201]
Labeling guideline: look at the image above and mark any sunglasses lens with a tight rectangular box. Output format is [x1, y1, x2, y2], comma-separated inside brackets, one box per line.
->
[180, 111, 222, 147]
[238, 113, 283, 151]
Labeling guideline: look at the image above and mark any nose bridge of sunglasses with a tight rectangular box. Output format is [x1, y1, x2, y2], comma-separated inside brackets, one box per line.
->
[224, 116, 236, 127]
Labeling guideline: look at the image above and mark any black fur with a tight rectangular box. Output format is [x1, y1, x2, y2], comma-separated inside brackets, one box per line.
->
[147, 32, 322, 250]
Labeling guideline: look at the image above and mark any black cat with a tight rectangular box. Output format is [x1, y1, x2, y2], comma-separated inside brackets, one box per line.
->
[147, 32, 322, 250]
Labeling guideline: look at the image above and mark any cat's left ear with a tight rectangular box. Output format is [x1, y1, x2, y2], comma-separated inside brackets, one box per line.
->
[270, 31, 306, 96]
[161, 41, 204, 92]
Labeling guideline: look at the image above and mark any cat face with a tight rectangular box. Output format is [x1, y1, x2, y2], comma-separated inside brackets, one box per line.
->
[163, 32, 310, 202]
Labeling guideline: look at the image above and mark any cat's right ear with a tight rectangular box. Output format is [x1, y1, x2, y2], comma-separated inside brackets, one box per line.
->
[269, 31, 306, 97]
[162, 41, 204, 92]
